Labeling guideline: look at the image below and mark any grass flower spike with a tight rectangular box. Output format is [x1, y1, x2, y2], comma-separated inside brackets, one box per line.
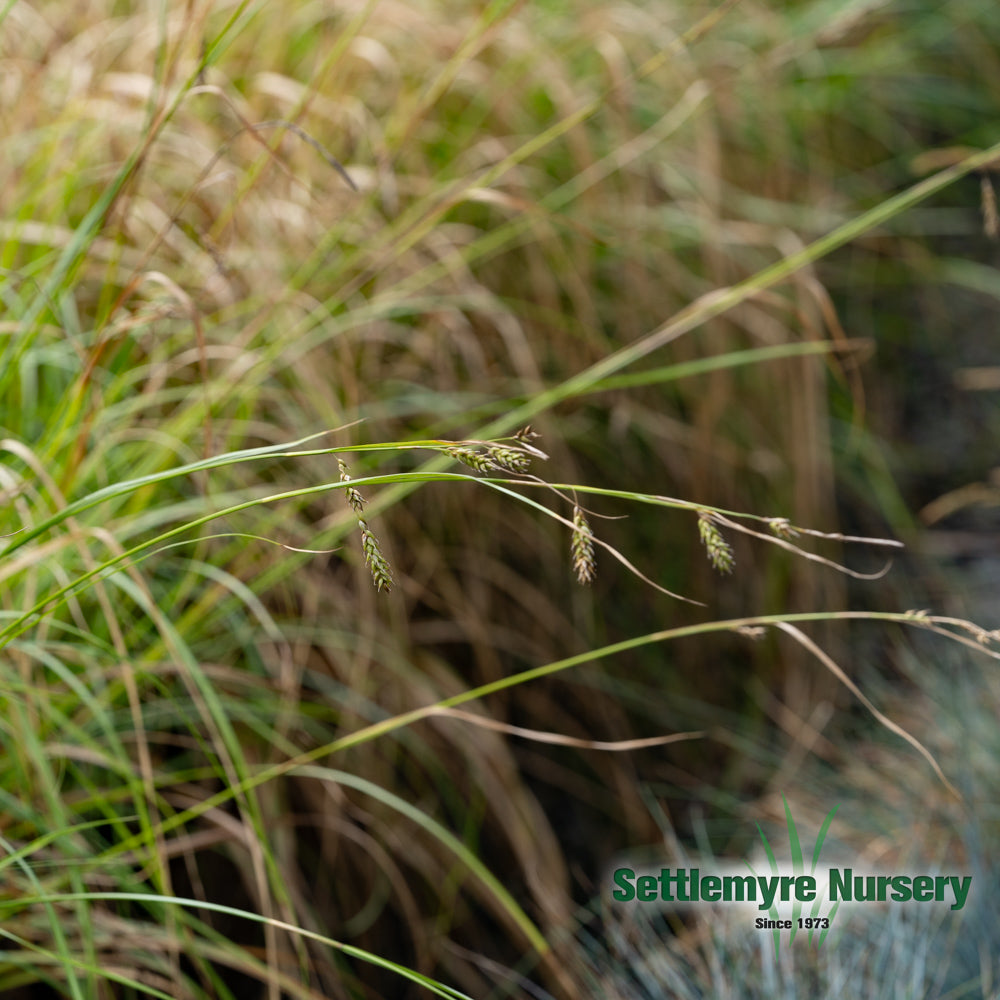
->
[359, 518, 394, 592]
[447, 442, 533, 474]
[486, 445, 531, 474]
[768, 517, 798, 540]
[447, 446, 494, 473]
[571, 505, 597, 584]
[338, 458, 367, 513]
[340, 458, 392, 591]
[699, 511, 735, 574]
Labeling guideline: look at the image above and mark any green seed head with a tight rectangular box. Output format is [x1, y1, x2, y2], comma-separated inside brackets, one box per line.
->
[698, 513, 735, 574]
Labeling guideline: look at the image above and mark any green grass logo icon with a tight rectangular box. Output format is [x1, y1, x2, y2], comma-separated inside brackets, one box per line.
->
[750, 795, 840, 957]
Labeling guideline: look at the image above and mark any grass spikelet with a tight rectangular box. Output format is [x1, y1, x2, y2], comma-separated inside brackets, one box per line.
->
[359, 518, 394, 592]
[338, 458, 367, 513]
[340, 459, 391, 590]
[447, 446, 494, 473]
[768, 517, 798, 540]
[571, 505, 597, 584]
[487, 446, 531, 474]
[698, 511, 735, 574]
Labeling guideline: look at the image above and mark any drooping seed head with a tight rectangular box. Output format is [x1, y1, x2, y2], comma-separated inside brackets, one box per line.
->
[571, 505, 596, 585]
[698, 512, 734, 574]
[338, 458, 367, 513]
[359, 518, 393, 592]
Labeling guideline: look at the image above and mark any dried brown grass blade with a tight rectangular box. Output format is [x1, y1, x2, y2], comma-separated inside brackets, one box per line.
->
[775, 622, 960, 800]
[430, 708, 703, 751]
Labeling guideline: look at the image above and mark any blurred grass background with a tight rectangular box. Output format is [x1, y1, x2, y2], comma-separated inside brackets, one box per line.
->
[2, 0, 999, 996]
